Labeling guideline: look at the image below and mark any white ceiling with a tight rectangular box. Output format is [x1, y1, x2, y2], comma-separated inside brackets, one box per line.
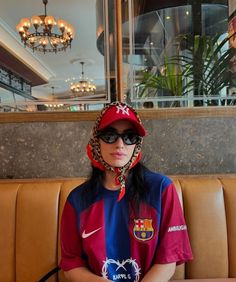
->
[0, 0, 106, 100]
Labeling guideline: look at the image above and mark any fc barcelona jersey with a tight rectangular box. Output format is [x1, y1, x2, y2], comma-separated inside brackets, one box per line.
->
[60, 170, 193, 281]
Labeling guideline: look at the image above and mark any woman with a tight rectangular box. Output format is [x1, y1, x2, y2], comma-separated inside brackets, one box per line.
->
[60, 102, 193, 282]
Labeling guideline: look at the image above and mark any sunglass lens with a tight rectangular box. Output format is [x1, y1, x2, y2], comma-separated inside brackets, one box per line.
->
[100, 132, 117, 144]
[123, 133, 140, 145]
[98, 131, 140, 145]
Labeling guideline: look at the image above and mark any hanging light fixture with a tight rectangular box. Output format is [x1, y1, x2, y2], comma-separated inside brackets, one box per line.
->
[70, 62, 96, 96]
[44, 86, 64, 109]
[16, 0, 75, 53]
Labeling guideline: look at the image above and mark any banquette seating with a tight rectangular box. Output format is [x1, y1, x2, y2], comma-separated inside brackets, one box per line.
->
[0, 175, 235, 282]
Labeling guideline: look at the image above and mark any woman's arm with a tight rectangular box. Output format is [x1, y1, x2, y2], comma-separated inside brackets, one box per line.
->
[140, 262, 176, 282]
[64, 266, 112, 282]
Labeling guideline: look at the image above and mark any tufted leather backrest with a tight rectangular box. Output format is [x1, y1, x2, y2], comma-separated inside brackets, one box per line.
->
[0, 179, 85, 282]
[0, 176, 235, 281]
[171, 176, 236, 280]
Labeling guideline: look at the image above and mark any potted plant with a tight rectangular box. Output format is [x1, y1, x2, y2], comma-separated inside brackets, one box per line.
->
[138, 32, 236, 107]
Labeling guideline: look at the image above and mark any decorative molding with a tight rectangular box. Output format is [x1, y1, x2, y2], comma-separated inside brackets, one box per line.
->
[115, 0, 124, 101]
[139, 106, 236, 119]
[0, 107, 236, 123]
[0, 111, 98, 123]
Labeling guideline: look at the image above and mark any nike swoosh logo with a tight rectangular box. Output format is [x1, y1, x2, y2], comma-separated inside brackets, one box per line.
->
[82, 227, 102, 238]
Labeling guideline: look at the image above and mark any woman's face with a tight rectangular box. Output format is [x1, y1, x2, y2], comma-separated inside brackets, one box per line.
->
[99, 120, 137, 168]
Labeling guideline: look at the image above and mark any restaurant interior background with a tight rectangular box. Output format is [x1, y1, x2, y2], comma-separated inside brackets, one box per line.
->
[0, 0, 235, 112]
[0, 0, 236, 179]
[1, 2, 236, 279]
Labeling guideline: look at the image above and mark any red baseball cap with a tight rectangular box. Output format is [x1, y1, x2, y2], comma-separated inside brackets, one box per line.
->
[97, 102, 146, 136]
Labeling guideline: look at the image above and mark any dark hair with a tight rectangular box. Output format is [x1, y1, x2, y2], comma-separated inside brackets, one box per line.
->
[126, 162, 148, 209]
[82, 163, 148, 213]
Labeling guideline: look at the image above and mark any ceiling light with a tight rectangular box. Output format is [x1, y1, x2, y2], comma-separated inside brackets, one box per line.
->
[44, 86, 64, 109]
[16, 0, 75, 53]
[70, 62, 96, 96]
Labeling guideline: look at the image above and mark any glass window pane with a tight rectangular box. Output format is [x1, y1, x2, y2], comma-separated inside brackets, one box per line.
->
[123, 0, 234, 108]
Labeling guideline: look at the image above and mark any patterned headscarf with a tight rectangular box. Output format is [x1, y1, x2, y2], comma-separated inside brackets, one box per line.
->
[86, 102, 146, 201]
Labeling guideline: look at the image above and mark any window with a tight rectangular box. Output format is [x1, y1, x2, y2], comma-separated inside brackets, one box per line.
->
[123, 0, 235, 108]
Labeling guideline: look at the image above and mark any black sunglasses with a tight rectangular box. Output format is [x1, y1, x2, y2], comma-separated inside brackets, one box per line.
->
[97, 131, 141, 145]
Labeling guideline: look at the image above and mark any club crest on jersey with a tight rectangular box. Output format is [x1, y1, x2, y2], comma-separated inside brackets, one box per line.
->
[133, 219, 154, 241]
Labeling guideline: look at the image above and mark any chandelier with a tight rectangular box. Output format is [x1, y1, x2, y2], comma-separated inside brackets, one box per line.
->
[16, 0, 74, 53]
[70, 62, 96, 96]
[44, 86, 64, 109]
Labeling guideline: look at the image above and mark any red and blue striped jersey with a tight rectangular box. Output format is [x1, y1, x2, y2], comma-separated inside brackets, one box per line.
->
[60, 171, 193, 281]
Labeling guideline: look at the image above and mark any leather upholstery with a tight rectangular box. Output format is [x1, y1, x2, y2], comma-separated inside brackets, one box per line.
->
[0, 176, 235, 282]
[177, 178, 228, 279]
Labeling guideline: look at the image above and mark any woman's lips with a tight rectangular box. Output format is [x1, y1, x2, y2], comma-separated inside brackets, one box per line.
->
[111, 152, 126, 159]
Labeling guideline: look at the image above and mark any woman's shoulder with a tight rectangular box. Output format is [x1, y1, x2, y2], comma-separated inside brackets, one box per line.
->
[143, 169, 172, 189]
[65, 179, 98, 213]
[67, 180, 91, 200]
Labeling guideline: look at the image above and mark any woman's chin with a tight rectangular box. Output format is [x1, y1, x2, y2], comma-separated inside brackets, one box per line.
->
[106, 160, 128, 168]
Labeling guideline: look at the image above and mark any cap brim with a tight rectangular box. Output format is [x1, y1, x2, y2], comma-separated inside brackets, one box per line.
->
[98, 116, 146, 136]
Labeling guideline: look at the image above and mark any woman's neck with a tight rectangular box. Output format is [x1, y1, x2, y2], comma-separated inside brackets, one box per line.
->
[103, 170, 120, 190]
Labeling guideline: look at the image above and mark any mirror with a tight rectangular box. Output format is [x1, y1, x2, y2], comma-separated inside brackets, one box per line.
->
[0, 0, 113, 112]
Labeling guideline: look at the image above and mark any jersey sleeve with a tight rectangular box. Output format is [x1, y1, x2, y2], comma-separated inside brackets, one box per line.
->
[59, 200, 87, 271]
[154, 182, 193, 265]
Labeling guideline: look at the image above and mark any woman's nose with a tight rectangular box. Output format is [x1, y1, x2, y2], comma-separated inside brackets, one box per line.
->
[115, 136, 124, 147]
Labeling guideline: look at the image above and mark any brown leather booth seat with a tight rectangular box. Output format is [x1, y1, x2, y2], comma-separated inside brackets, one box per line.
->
[0, 176, 235, 282]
